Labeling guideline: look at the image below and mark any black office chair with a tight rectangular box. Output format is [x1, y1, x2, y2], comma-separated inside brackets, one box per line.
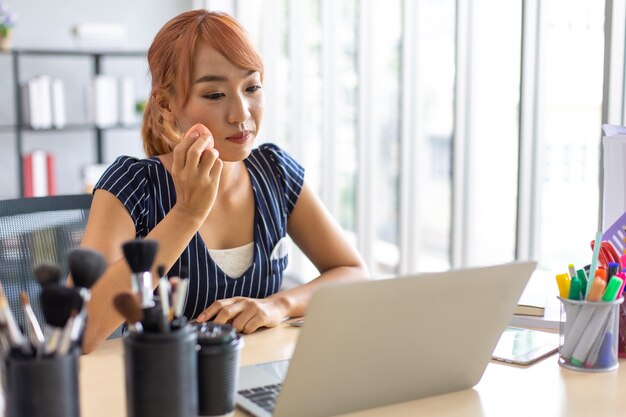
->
[0, 194, 121, 341]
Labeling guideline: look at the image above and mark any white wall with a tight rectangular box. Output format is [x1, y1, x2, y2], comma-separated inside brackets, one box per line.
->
[0, 0, 194, 198]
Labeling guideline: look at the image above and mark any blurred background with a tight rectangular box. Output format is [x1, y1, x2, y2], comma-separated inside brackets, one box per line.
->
[0, 0, 623, 286]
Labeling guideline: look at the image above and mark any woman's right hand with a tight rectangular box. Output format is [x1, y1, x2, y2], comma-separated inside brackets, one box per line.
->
[171, 123, 223, 222]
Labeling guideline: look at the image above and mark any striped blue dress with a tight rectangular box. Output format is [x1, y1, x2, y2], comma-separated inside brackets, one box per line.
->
[94, 143, 305, 320]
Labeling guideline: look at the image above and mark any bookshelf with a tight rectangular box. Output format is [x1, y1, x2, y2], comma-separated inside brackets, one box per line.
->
[1, 48, 146, 197]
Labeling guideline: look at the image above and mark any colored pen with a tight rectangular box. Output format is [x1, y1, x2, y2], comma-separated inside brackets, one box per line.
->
[576, 269, 588, 298]
[596, 308, 619, 368]
[587, 231, 603, 298]
[587, 276, 607, 302]
[571, 276, 623, 366]
[568, 276, 582, 300]
[608, 262, 619, 280]
[568, 263, 577, 279]
[617, 272, 626, 297]
[556, 273, 571, 298]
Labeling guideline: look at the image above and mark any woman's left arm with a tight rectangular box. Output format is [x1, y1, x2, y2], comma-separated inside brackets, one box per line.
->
[269, 181, 369, 316]
[197, 181, 368, 332]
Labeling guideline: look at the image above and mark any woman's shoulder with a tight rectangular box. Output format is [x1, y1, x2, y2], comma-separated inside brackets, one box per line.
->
[250, 143, 304, 173]
[95, 155, 161, 191]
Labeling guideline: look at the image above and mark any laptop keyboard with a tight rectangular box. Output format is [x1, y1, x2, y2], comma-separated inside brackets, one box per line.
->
[239, 383, 283, 413]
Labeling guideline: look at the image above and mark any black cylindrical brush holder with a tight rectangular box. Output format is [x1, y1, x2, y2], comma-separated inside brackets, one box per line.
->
[196, 323, 244, 416]
[5, 351, 80, 417]
[123, 325, 198, 417]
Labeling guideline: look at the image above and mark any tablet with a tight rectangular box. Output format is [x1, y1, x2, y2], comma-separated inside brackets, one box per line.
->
[491, 326, 559, 365]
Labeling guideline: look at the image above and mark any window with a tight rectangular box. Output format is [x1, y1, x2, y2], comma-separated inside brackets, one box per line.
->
[202, 0, 613, 284]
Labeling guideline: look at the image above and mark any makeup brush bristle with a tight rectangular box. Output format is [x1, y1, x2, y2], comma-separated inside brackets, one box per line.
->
[40, 286, 83, 328]
[68, 248, 107, 289]
[34, 263, 63, 287]
[113, 292, 144, 324]
[157, 264, 166, 278]
[19, 292, 30, 306]
[122, 239, 159, 273]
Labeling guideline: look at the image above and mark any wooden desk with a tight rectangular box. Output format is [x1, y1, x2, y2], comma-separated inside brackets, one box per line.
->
[81, 324, 626, 417]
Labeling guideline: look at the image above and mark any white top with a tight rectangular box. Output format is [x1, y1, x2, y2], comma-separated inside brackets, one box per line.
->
[207, 242, 255, 279]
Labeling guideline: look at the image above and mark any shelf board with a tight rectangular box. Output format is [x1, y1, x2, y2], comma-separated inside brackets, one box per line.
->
[0, 48, 146, 57]
[0, 123, 141, 132]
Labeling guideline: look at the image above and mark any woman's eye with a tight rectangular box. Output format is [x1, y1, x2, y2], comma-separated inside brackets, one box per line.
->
[246, 85, 262, 93]
[203, 92, 225, 100]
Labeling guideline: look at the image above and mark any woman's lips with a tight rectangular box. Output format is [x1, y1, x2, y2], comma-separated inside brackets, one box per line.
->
[225, 131, 251, 144]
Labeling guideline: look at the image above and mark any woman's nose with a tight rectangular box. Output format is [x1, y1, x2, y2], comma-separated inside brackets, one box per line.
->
[228, 94, 251, 125]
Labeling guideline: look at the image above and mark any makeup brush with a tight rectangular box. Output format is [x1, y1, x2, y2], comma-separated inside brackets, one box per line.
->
[56, 309, 78, 356]
[171, 268, 189, 329]
[167, 277, 179, 320]
[40, 286, 83, 355]
[113, 292, 144, 333]
[122, 239, 159, 308]
[156, 265, 170, 332]
[34, 263, 64, 287]
[0, 322, 10, 357]
[68, 248, 107, 291]
[67, 248, 107, 347]
[20, 292, 45, 356]
[0, 282, 29, 355]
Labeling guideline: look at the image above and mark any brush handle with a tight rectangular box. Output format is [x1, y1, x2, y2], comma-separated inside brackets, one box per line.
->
[23, 303, 46, 356]
[0, 306, 31, 355]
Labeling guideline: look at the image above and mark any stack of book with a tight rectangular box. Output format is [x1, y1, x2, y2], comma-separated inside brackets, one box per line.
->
[22, 150, 56, 197]
[21, 75, 66, 130]
[88, 75, 137, 128]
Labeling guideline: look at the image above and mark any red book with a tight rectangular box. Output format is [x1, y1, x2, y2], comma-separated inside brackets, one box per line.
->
[46, 153, 56, 196]
[22, 153, 34, 197]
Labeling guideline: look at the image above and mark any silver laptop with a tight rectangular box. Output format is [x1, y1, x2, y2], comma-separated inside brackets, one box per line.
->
[237, 261, 536, 417]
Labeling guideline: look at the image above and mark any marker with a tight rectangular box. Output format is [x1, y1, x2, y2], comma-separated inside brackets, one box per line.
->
[586, 276, 607, 302]
[568, 263, 577, 279]
[587, 231, 603, 298]
[576, 269, 588, 298]
[571, 276, 623, 366]
[617, 272, 626, 298]
[568, 276, 582, 300]
[607, 262, 619, 280]
[620, 254, 626, 271]
[603, 275, 624, 302]
[556, 273, 571, 298]
[594, 267, 607, 284]
[560, 302, 594, 360]
[561, 275, 606, 359]
[596, 307, 619, 368]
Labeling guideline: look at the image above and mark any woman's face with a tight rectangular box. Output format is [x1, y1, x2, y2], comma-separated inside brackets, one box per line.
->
[174, 42, 264, 162]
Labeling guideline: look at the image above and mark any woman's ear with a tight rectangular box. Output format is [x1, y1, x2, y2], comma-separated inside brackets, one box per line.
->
[156, 95, 176, 123]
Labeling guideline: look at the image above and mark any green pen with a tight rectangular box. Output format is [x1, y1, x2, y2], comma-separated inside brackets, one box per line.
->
[602, 276, 624, 301]
[568, 276, 582, 300]
[576, 269, 588, 298]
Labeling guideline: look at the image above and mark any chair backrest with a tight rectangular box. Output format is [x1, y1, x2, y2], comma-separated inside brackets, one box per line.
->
[0, 194, 121, 341]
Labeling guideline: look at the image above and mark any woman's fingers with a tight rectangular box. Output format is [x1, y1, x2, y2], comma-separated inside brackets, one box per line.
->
[198, 298, 282, 334]
[172, 123, 212, 173]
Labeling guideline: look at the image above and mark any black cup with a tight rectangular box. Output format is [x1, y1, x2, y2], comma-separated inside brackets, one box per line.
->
[5, 351, 80, 417]
[196, 323, 244, 416]
[124, 325, 198, 417]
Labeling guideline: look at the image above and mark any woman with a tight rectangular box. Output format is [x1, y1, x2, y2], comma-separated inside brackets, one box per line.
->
[79, 9, 368, 353]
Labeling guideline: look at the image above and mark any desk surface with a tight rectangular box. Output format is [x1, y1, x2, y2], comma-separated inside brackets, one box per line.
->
[81, 324, 626, 417]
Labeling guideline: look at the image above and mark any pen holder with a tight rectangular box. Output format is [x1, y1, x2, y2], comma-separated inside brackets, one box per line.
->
[195, 322, 244, 417]
[4, 351, 80, 417]
[558, 296, 624, 372]
[123, 326, 198, 417]
[619, 301, 626, 358]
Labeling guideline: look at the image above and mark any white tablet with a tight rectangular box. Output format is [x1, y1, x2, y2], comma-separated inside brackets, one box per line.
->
[492, 326, 559, 365]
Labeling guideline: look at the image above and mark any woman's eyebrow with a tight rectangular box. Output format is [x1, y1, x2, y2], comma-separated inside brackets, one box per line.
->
[193, 70, 258, 84]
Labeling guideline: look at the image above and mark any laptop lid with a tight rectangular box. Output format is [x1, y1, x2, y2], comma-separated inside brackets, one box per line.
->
[270, 261, 536, 417]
